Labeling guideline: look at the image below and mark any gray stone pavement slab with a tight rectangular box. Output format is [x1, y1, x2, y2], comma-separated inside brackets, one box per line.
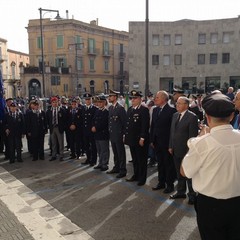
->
[0, 135, 201, 240]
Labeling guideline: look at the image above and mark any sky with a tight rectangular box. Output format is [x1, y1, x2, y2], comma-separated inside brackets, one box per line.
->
[1, 0, 240, 53]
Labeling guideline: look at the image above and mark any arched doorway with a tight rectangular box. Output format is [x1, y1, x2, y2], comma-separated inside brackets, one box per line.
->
[29, 79, 41, 98]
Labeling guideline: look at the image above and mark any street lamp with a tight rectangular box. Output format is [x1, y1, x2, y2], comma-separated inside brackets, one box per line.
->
[145, 0, 149, 101]
[68, 43, 84, 96]
[39, 8, 61, 97]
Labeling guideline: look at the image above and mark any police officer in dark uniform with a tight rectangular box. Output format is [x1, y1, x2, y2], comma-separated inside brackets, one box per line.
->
[4, 102, 25, 163]
[26, 100, 47, 161]
[107, 90, 127, 178]
[81, 93, 98, 166]
[67, 98, 83, 159]
[125, 90, 150, 186]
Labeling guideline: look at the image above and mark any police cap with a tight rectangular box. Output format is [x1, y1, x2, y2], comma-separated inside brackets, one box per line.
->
[129, 90, 143, 98]
[202, 92, 235, 118]
[109, 89, 120, 96]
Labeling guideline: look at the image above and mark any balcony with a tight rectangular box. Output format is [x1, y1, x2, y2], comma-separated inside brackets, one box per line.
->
[88, 48, 100, 55]
[102, 50, 113, 57]
[23, 66, 70, 75]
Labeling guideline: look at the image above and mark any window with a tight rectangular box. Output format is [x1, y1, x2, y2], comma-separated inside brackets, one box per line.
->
[51, 76, 60, 85]
[103, 41, 110, 55]
[210, 53, 218, 64]
[163, 55, 170, 65]
[88, 38, 96, 53]
[210, 33, 218, 44]
[90, 80, 95, 95]
[198, 33, 206, 44]
[11, 62, 16, 80]
[63, 84, 68, 93]
[152, 34, 160, 46]
[89, 58, 95, 71]
[198, 54, 205, 64]
[174, 55, 182, 65]
[57, 35, 64, 48]
[175, 34, 182, 45]
[55, 58, 67, 67]
[77, 57, 83, 71]
[223, 32, 230, 43]
[222, 53, 230, 64]
[152, 55, 159, 65]
[75, 35, 83, 49]
[104, 59, 109, 71]
[37, 36, 43, 49]
[164, 35, 171, 46]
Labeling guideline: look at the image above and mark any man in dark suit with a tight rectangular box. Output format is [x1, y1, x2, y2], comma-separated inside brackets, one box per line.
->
[26, 100, 47, 161]
[81, 93, 98, 166]
[169, 96, 199, 204]
[150, 90, 177, 193]
[125, 90, 150, 186]
[46, 96, 67, 161]
[107, 90, 127, 178]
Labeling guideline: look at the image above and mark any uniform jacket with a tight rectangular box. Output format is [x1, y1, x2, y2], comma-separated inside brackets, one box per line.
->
[93, 107, 109, 140]
[4, 111, 25, 137]
[26, 110, 47, 138]
[169, 110, 199, 158]
[66, 107, 83, 131]
[108, 102, 127, 142]
[150, 103, 177, 147]
[125, 105, 150, 146]
[81, 104, 97, 136]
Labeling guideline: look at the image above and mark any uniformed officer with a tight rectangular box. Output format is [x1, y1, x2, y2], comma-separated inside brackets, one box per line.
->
[67, 98, 83, 159]
[81, 93, 98, 166]
[91, 95, 110, 171]
[26, 100, 47, 161]
[3, 102, 25, 163]
[107, 89, 127, 178]
[125, 90, 150, 185]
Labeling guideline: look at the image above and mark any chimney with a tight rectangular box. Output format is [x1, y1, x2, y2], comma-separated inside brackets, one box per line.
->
[66, 10, 69, 19]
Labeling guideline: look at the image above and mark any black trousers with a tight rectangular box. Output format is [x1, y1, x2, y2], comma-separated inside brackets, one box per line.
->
[154, 144, 175, 188]
[111, 140, 126, 174]
[196, 193, 240, 240]
[31, 134, 45, 160]
[84, 134, 97, 164]
[129, 143, 148, 184]
[8, 136, 22, 162]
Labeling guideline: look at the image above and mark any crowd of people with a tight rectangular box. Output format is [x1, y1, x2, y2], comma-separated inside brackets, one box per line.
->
[0, 86, 239, 239]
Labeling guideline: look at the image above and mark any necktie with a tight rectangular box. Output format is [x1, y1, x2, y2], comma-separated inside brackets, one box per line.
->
[157, 107, 162, 116]
[53, 109, 57, 126]
[175, 113, 182, 127]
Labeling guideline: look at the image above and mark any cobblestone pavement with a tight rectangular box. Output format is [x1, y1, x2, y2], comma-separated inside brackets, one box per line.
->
[0, 200, 34, 240]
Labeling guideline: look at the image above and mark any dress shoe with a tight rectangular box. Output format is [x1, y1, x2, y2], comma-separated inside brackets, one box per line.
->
[163, 187, 174, 194]
[116, 173, 126, 178]
[128, 160, 133, 163]
[169, 193, 187, 199]
[32, 158, 37, 161]
[137, 182, 145, 186]
[126, 176, 137, 182]
[101, 167, 109, 171]
[94, 165, 102, 169]
[106, 169, 119, 174]
[49, 157, 57, 161]
[39, 157, 45, 160]
[59, 157, 64, 161]
[69, 156, 76, 159]
[188, 196, 196, 205]
[89, 162, 96, 166]
[81, 160, 90, 165]
[17, 159, 23, 162]
[152, 184, 165, 191]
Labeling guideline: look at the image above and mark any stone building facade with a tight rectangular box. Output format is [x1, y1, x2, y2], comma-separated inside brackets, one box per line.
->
[129, 17, 240, 94]
[0, 38, 29, 98]
[22, 17, 129, 98]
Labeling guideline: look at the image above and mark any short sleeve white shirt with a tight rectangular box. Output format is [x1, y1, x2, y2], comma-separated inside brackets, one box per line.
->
[182, 124, 240, 199]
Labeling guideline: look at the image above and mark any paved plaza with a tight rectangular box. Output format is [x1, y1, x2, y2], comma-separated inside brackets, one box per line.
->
[0, 135, 201, 240]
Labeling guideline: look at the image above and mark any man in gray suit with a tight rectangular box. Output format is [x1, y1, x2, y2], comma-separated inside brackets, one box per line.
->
[107, 90, 127, 178]
[169, 96, 199, 204]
